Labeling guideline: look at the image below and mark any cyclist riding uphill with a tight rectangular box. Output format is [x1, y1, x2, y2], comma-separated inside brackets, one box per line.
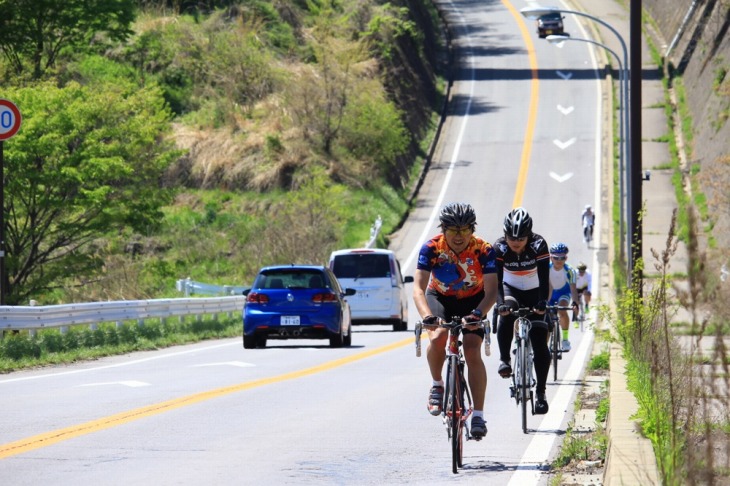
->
[581, 205, 595, 242]
[493, 207, 551, 414]
[548, 243, 580, 352]
[413, 202, 498, 438]
[575, 262, 593, 312]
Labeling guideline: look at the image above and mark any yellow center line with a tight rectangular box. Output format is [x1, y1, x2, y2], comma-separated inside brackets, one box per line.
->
[502, 0, 540, 209]
[0, 337, 414, 459]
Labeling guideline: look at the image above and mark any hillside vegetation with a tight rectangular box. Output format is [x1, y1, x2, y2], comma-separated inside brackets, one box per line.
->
[0, 0, 445, 304]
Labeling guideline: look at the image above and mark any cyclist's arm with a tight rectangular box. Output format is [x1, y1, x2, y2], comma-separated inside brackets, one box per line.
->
[478, 273, 498, 316]
[413, 268, 434, 320]
[537, 257, 550, 304]
[495, 261, 505, 305]
[570, 282, 580, 306]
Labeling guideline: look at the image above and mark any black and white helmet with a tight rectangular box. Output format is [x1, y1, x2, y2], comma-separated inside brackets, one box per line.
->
[439, 203, 477, 229]
[503, 207, 533, 238]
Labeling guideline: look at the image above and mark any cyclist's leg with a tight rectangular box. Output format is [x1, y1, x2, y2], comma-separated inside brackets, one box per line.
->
[529, 322, 550, 413]
[462, 330, 486, 411]
[424, 292, 449, 414]
[497, 312, 517, 377]
[556, 295, 571, 350]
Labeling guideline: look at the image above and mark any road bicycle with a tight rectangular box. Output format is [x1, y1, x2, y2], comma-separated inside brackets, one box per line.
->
[415, 317, 485, 474]
[546, 305, 572, 382]
[583, 223, 593, 246]
[576, 291, 588, 332]
[505, 307, 549, 434]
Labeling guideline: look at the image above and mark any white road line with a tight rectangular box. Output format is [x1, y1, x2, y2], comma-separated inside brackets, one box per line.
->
[0, 340, 241, 384]
[508, 328, 595, 485]
[77, 381, 150, 388]
[191, 361, 255, 368]
[402, 0, 476, 273]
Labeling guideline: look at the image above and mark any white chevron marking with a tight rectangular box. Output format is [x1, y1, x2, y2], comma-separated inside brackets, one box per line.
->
[550, 172, 574, 182]
[553, 138, 577, 150]
[557, 105, 574, 115]
[556, 71, 573, 80]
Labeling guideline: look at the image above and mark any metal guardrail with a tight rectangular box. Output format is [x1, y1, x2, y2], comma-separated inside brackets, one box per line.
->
[0, 296, 247, 335]
[365, 215, 382, 248]
[176, 278, 249, 296]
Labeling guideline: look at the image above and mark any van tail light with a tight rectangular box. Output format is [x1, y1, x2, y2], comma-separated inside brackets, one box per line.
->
[247, 292, 269, 304]
[313, 292, 337, 303]
[389, 258, 398, 287]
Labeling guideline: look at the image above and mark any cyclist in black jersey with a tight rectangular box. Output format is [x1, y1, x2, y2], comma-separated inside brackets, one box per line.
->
[493, 207, 552, 414]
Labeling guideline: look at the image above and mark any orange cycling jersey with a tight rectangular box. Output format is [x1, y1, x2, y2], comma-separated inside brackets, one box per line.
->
[416, 234, 497, 298]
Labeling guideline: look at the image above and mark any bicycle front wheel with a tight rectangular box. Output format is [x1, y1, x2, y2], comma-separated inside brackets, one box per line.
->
[519, 336, 529, 433]
[447, 356, 463, 474]
[551, 324, 560, 382]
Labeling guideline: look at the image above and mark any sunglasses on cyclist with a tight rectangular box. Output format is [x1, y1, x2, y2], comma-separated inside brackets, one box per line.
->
[551, 255, 567, 261]
[444, 227, 473, 237]
[506, 236, 527, 242]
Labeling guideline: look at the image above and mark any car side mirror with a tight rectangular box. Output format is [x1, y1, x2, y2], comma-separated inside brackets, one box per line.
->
[344, 288, 357, 296]
[242, 288, 251, 296]
[403, 276, 414, 284]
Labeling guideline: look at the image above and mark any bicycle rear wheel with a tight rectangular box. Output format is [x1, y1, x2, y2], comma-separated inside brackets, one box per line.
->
[551, 325, 560, 382]
[519, 336, 529, 433]
[448, 356, 463, 474]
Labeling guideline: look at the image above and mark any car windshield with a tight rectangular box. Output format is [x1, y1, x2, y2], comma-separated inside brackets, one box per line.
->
[540, 13, 561, 21]
[257, 271, 326, 289]
[332, 254, 391, 279]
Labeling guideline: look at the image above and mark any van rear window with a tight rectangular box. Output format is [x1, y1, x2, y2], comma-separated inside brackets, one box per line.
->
[333, 254, 391, 279]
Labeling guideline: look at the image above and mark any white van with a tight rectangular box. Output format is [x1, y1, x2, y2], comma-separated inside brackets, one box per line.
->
[328, 248, 414, 331]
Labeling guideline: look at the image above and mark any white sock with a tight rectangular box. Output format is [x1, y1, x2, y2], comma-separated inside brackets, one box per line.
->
[472, 410, 484, 419]
[433, 380, 444, 387]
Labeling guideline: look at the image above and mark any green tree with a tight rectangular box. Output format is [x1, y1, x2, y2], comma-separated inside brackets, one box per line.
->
[0, 0, 135, 79]
[3, 81, 180, 304]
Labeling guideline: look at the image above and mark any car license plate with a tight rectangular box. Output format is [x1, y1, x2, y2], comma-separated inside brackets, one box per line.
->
[281, 316, 300, 326]
[546, 29, 553, 34]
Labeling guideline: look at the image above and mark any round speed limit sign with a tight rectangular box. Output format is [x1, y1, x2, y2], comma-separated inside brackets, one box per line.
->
[0, 99, 21, 141]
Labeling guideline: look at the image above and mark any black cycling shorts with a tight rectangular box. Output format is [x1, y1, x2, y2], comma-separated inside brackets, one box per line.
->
[425, 289, 485, 339]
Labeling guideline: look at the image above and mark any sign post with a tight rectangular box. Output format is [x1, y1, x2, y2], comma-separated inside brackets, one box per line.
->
[0, 99, 22, 305]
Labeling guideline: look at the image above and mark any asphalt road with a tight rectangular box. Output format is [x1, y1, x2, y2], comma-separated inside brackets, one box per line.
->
[0, 0, 605, 484]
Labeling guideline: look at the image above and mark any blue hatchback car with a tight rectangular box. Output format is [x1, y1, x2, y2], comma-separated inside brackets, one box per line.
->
[243, 265, 356, 349]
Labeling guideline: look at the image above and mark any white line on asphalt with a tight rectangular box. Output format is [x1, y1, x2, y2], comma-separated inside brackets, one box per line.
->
[77, 381, 150, 388]
[0, 340, 241, 384]
[508, 328, 595, 485]
[191, 361, 255, 368]
[402, 0, 476, 273]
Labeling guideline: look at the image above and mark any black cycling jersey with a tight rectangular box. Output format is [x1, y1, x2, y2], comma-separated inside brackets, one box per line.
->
[493, 233, 550, 305]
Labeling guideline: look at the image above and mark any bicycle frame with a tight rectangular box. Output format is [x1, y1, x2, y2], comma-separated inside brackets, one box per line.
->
[546, 305, 572, 382]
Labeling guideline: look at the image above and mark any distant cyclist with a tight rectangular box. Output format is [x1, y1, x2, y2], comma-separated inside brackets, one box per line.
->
[582, 205, 595, 243]
[414, 202, 497, 438]
[493, 207, 552, 414]
[575, 262, 593, 315]
[548, 243, 579, 351]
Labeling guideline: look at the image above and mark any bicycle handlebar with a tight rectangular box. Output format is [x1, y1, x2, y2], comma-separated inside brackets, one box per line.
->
[414, 317, 486, 357]
[546, 305, 574, 311]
